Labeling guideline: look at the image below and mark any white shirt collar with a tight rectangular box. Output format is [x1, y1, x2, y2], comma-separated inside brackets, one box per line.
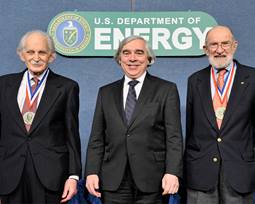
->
[124, 71, 147, 85]
[27, 68, 49, 81]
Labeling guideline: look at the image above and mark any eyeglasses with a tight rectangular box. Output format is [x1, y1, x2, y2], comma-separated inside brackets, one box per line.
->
[207, 41, 233, 50]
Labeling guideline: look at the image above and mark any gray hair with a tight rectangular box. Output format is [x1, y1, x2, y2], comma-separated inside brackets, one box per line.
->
[17, 30, 55, 53]
[114, 35, 155, 66]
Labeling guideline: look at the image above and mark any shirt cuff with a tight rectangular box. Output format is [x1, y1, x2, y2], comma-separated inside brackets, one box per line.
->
[69, 175, 79, 181]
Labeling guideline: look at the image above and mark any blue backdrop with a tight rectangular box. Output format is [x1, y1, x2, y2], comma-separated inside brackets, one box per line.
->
[1, 0, 255, 174]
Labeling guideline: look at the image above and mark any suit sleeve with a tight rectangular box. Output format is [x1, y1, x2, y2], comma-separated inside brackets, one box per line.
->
[252, 86, 255, 148]
[164, 84, 183, 178]
[186, 77, 193, 145]
[85, 88, 106, 176]
[65, 82, 81, 176]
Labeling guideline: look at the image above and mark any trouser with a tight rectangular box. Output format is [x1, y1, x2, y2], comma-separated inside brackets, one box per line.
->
[187, 165, 253, 204]
[102, 163, 169, 204]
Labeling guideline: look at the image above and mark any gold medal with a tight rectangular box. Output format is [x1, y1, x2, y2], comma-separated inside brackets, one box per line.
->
[215, 107, 226, 120]
[23, 112, 35, 125]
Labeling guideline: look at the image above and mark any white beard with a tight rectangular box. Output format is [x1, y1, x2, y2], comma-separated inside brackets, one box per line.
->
[208, 55, 233, 69]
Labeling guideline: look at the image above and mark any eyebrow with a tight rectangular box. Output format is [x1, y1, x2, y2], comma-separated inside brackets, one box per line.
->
[122, 49, 145, 53]
[135, 49, 144, 52]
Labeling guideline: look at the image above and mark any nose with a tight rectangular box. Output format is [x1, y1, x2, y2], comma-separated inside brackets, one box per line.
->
[33, 52, 40, 61]
[215, 44, 224, 54]
[129, 52, 136, 61]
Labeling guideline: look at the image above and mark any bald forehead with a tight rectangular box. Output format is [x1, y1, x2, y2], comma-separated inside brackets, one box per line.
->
[206, 26, 234, 43]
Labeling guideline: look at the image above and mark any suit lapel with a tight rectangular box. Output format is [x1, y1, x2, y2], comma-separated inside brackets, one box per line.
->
[220, 63, 249, 130]
[6, 72, 28, 134]
[112, 78, 127, 125]
[29, 70, 61, 134]
[197, 67, 218, 132]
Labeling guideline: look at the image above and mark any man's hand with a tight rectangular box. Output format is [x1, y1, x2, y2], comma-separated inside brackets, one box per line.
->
[60, 178, 78, 203]
[162, 173, 179, 195]
[86, 174, 101, 197]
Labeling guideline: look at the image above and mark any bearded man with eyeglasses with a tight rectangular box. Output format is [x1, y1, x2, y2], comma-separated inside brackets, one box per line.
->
[185, 25, 255, 204]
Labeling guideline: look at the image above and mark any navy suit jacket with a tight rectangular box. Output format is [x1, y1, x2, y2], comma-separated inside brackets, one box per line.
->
[185, 60, 255, 193]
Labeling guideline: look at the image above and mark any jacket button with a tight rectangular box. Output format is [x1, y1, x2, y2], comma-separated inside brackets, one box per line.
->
[217, 138, 222, 142]
[127, 134, 130, 137]
[212, 157, 218, 162]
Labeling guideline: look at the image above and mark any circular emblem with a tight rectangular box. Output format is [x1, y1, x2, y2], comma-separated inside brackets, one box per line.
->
[215, 107, 226, 120]
[23, 112, 35, 125]
[48, 13, 91, 55]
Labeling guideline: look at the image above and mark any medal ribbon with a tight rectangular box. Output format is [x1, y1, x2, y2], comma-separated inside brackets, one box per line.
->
[211, 63, 235, 104]
[26, 70, 49, 106]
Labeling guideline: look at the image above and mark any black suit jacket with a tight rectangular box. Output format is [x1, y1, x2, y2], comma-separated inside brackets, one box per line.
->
[85, 73, 183, 193]
[0, 70, 81, 194]
[185, 60, 255, 193]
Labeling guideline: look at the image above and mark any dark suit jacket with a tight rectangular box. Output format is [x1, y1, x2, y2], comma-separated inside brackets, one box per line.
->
[0, 70, 81, 194]
[185, 60, 255, 193]
[85, 72, 183, 193]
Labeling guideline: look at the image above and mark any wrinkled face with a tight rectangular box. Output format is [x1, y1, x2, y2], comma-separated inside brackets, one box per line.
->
[119, 39, 149, 79]
[204, 27, 238, 69]
[18, 33, 55, 76]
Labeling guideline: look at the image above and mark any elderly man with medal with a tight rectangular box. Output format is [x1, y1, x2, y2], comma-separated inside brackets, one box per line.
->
[0, 30, 81, 204]
[185, 25, 255, 204]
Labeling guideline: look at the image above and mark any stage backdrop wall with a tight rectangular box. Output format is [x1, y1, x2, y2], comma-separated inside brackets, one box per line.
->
[1, 0, 255, 173]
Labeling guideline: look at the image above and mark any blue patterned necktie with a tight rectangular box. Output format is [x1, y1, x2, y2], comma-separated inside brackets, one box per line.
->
[125, 80, 139, 124]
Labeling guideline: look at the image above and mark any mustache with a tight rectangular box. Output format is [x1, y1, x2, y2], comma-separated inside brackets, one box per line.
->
[31, 60, 44, 65]
[214, 55, 227, 58]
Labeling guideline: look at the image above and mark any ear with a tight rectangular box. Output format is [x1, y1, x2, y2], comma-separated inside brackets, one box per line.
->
[233, 40, 238, 49]
[48, 52, 56, 63]
[203, 45, 209, 56]
[17, 50, 25, 62]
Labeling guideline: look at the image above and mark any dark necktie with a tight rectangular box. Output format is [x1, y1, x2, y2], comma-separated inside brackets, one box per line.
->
[125, 80, 139, 124]
[22, 77, 39, 132]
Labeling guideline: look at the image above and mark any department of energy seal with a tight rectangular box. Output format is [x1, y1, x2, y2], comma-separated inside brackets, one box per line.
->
[48, 12, 91, 55]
